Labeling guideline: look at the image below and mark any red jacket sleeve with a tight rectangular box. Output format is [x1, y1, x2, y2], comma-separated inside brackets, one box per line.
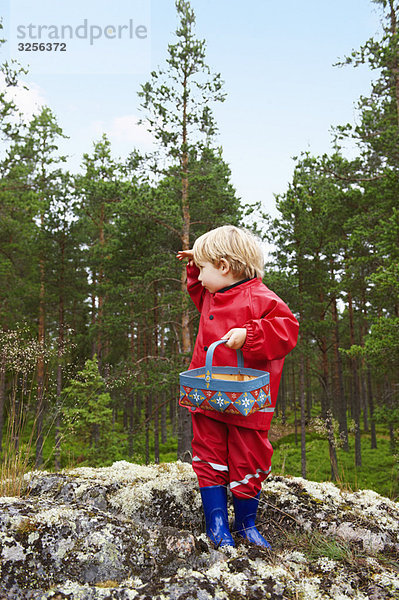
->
[186, 262, 206, 312]
[241, 287, 299, 361]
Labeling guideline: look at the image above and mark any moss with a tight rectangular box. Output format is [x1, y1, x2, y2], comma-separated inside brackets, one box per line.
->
[95, 580, 119, 588]
[16, 517, 37, 536]
[0, 463, 398, 599]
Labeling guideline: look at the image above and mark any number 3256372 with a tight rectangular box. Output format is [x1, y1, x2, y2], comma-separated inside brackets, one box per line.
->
[17, 42, 67, 51]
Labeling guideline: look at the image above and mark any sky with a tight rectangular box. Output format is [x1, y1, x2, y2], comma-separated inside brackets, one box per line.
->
[1, 0, 383, 219]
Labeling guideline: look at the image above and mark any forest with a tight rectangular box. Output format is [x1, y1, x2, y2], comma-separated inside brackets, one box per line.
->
[0, 0, 398, 499]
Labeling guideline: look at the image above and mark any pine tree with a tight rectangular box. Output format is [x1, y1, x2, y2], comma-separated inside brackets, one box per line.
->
[336, 0, 399, 450]
[137, 0, 230, 458]
[62, 356, 120, 466]
[5, 106, 68, 465]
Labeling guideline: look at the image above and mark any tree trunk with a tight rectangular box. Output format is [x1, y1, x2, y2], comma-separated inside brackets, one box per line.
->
[136, 394, 142, 427]
[177, 71, 193, 462]
[128, 394, 135, 458]
[319, 288, 339, 481]
[331, 295, 349, 451]
[55, 363, 62, 471]
[97, 204, 105, 370]
[348, 290, 362, 467]
[367, 367, 377, 449]
[360, 293, 377, 450]
[154, 396, 160, 464]
[389, 423, 397, 454]
[161, 391, 167, 444]
[297, 260, 306, 477]
[92, 424, 100, 449]
[170, 393, 177, 436]
[145, 394, 150, 465]
[35, 223, 46, 468]
[54, 238, 65, 471]
[359, 293, 369, 434]
[306, 356, 312, 421]
[0, 354, 5, 454]
[279, 370, 286, 424]
[127, 286, 136, 459]
[291, 363, 298, 446]
[360, 369, 369, 432]
[123, 400, 128, 430]
[297, 255, 306, 476]
[326, 410, 339, 481]
[152, 281, 160, 464]
[299, 350, 306, 478]
[91, 273, 97, 358]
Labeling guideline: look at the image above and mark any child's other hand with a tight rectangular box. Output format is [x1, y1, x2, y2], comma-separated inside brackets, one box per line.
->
[222, 328, 247, 350]
[177, 249, 194, 264]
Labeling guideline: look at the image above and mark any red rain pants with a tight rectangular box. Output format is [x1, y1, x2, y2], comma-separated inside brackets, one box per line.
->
[191, 412, 273, 499]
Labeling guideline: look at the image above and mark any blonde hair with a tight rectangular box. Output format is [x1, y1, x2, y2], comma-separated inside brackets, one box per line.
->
[193, 225, 264, 279]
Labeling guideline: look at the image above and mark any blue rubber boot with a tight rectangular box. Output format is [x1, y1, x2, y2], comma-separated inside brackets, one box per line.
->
[233, 492, 271, 549]
[200, 486, 235, 548]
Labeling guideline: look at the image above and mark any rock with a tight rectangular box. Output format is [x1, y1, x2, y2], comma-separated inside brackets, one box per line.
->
[0, 461, 398, 599]
[332, 521, 391, 553]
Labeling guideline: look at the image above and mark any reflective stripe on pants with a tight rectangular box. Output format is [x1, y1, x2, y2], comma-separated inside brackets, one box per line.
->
[191, 412, 273, 498]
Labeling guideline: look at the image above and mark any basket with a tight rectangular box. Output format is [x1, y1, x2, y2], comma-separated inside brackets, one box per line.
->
[179, 339, 271, 416]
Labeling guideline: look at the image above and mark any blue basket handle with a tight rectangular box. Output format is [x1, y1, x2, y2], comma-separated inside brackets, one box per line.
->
[205, 339, 244, 383]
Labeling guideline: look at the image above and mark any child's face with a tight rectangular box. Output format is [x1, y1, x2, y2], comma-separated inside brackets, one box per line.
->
[197, 261, 229, 293]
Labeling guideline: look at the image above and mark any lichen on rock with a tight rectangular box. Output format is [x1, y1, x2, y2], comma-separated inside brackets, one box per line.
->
[0, 461, 398, 599]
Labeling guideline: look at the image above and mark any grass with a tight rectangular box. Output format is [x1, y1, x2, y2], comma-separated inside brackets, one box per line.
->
[0, 400, 40, 497]
[283, 529, 365, 564]
[278, 528, 399, 575]
[271, 428, 399, 500]
[17, 423, 181, 471]
[3, 402, 398, 501]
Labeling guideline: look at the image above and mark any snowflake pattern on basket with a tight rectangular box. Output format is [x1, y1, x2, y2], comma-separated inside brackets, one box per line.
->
[180, 383, 271, 416]
[179, 340, 272, 417]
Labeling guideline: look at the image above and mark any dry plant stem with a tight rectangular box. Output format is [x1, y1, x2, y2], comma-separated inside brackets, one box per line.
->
[0, 380, 65, 497]
[0, 328, 72, 496]
[0, 398, 37, 497]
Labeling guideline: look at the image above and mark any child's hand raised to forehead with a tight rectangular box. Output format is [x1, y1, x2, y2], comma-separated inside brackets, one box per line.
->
[177, 250, 194, 265]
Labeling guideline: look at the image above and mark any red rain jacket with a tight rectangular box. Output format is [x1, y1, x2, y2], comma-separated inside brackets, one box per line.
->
[182, 263, 299, 430]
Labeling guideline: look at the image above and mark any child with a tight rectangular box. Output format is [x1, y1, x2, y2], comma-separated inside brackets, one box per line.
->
[177, 225, 299, 548]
